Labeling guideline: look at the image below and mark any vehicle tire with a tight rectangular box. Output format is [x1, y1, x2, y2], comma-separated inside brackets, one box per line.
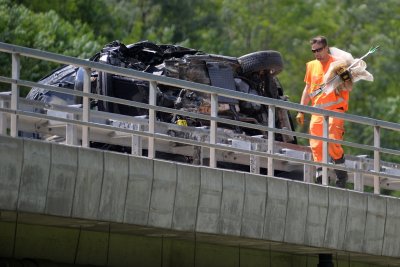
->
[238, 51, 283, 75]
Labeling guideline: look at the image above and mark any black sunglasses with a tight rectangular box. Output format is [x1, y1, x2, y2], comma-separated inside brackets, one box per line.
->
[312, 46, 325, 53]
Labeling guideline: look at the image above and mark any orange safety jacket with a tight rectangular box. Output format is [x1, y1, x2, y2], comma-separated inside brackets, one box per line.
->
[304, 55, 350, 111]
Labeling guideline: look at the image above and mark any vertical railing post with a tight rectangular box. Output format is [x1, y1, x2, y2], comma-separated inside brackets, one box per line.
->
[353, 156, 365, 192]
[267, 105, 275, 177]
[0, 95, 7, 135]
[81, 68, 91, 147]
[66, 112, 78, 146]
[11, 53, 20, 137]
[250, 143, 260, 174]
[322, 116, 329, 185]
[303, 153, 313, 183]
[209, 93, 218, 168]
[148, 81, 157, 159]
[373, 125, 381, 194]
[131, 124, 142, 156]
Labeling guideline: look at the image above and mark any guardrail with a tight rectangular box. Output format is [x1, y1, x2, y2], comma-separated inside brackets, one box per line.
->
[1, 41, 400, 195]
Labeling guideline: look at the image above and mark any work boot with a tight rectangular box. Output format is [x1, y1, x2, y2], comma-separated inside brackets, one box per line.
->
[315, 167, 322, 184]
[315, 167, 331, 185]
[333, 156, 348, 188]
[335, 170, 348, 188]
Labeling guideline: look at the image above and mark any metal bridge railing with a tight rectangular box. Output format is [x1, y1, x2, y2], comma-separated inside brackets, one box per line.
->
[1, 41, 400, 195]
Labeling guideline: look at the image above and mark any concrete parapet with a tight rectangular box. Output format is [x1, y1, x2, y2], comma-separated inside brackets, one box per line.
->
[0, 135, 23, 211]
[220, 171, 245, 236]
[124, 156, 154, 225]
[284, 180, 309, 244]
[18, 139, 51, 213]
[45, 143, 78, 217]
[324, 188, 348, 249]
[196, 168, 223, 233]
[305, 184, 328, 247]
[172, 164, 200, 231]
[263, 177, 288, 242]
[363, 194, 386, 255]
[148, 160, 177, 228]
[241, 173, 267, 238]
[344, 191, 367, 252]
[98, 152, 129, 222]
[72, 147, 104, 220]
[382, 197, 400, 257]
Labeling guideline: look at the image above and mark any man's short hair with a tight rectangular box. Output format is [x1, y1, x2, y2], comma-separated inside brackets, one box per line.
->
[310, 36, 328, 47]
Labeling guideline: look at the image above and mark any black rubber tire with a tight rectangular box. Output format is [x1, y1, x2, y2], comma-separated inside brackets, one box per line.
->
[238, 50, 283, 75]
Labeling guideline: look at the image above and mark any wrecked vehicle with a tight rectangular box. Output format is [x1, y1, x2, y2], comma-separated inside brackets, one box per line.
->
[26, 40, 297, 154]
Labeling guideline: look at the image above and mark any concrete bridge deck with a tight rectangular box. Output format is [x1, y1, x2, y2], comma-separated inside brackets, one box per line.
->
[1, 134, 400, 266]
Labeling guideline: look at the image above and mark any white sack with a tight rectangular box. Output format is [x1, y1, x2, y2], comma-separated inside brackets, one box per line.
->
[322, 47, 374, 95]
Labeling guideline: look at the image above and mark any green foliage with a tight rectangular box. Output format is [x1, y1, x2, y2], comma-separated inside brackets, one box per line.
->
[0, 0, 105, 93]
[15, 0, 118, 41]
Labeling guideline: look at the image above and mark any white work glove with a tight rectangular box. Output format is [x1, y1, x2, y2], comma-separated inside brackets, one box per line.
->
[296, 112, 304, 126]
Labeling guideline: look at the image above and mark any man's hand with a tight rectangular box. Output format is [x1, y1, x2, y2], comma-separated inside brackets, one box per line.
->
[296, 112, 304, 125]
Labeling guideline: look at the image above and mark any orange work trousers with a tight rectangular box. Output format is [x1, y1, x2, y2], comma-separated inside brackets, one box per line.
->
[309, 114, 345, 162]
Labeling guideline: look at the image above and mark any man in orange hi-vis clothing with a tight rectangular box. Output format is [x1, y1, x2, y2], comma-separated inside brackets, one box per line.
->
[296, 36, 352, 188]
